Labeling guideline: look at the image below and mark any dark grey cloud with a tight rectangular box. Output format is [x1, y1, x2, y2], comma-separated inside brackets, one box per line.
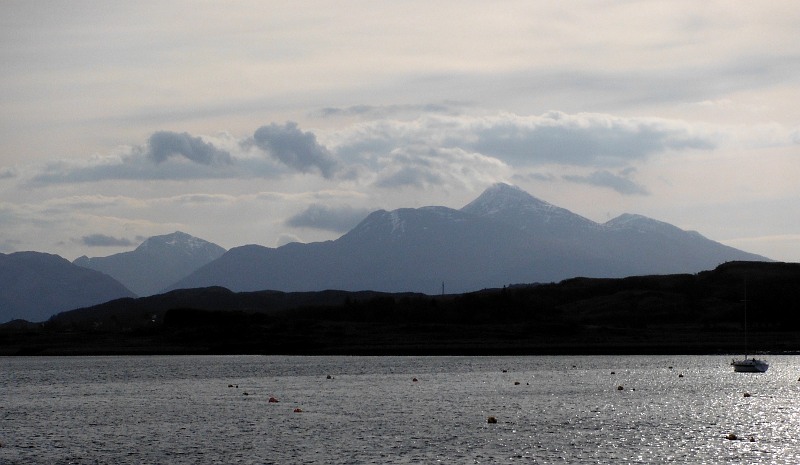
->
[147, 131, 232, 165]
[28, 154, 239, 185]
[471, 113, 714, 167]
[563, 170, 649, 195]
[332, 112, 719, 177]
[252, 122, 338, 178]
[26, 129, 276, 185]
[24, 113, 724, 188]
[286, 204, 371, 232]
[80, 234, 135, 247]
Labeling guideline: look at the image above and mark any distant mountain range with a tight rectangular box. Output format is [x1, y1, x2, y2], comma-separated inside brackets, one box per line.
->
[0, 232, 226, 324]
[74, 231, 226, 296]
[169, 183, 768, 294]
[0, 183, 772, 324]
[0, 252, 135, 323]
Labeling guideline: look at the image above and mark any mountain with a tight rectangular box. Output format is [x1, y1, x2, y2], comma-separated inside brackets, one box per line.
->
[168, 183, 769, 294]
[74, 231, 226, 296]
[461, 183, 599, 234]
[0, 251, 135, 323]
[599, 213, 760, 275]
[170, 207, 544, 294]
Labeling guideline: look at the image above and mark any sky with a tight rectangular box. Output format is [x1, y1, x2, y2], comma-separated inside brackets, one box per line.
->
[1, 1, 799, 263]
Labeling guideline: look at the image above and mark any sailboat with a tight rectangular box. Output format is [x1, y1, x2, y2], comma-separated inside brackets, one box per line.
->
[730, 280, 768, 373]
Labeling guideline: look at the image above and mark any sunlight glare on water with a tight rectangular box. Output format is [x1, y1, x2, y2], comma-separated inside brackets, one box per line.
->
[1, 355, 800, 464]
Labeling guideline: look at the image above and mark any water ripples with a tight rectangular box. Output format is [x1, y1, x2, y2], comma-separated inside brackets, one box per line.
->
[2, 355, 800, 464]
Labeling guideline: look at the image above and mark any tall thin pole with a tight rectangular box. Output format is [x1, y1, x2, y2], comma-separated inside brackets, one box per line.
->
[743, 278, 748, 360]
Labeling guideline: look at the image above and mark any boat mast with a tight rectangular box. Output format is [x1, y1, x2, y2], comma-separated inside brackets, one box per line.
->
[743, 278, 748, 360]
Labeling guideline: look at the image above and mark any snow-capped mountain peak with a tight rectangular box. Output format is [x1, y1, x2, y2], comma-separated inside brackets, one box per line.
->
[461, 182, 597, 231]
[74, 231, 226, 296]
[136, 231, 223, 257]
[461, 183, 549, 215]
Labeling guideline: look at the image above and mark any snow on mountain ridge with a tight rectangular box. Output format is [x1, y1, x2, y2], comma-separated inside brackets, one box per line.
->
[75, 231, 227, 296]
[601, 213, 716, 243]
[388, 210, 405, 236]
[605, 213, 680, 233]
[462, 182, 598, 231]
[137, 231, 219, 255]
[347, 205, 469, 241]
[461, 183, 548, 215]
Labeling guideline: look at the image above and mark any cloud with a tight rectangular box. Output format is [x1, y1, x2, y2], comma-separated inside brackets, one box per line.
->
[0, 167, 16, 179]
[372, 146, 509, 190]
[792, 128, 800, 145]
[252, 122, 339, 178]
[25, 132, 279, 185]
[80, 234, 136, 247]
[27, 152, 237, 185]
[330, 111, 711, 191]
[147, 131, 233, 165]
[331, 112, 720, 176]
[21, 111, 783, 191]
[0, 237, 22, 253]
[286, 204, 371, 232]
[167, 193, 239, 206]
[276, 233, 303, 247]
[512, 172, 557, 183]
[563, 169, 649, 195]
[23, 111, 706, 191]
[317, 102, 467, 119]
[470, 112, 715, 167]
[41, 195, 147, 212]
[375, 165, 445, 189]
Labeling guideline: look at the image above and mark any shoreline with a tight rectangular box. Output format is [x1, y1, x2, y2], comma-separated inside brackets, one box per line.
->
[1, 327, 790, 357]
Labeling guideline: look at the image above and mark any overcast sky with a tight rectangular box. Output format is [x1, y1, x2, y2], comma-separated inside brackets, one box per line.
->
[1, 1, 799, 263]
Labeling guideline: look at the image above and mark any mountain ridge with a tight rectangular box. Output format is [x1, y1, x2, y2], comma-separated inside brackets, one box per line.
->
[461, 182, 599, 234]
[169, 183, 769, 294]
[74, 231, 226, 296]
[0, 251, 135, 323]
[0, 183, 773, 324]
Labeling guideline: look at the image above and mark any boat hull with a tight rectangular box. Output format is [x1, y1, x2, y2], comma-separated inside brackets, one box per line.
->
[731, 359, 769, 373]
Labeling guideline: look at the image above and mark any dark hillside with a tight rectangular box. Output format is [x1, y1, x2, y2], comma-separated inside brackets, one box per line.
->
[3, 261, 800, 355]
[0, 251, 135, 323]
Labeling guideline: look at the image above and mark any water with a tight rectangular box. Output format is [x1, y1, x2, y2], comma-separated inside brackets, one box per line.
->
[2, 355, 799, 464]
